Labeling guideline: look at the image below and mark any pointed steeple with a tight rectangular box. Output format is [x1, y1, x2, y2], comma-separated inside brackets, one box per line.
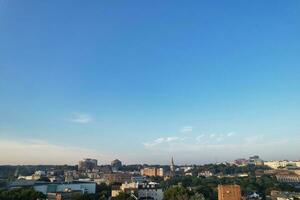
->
[170, 156, 175, 172]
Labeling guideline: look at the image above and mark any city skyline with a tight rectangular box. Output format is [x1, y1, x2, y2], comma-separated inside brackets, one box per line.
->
[1, 0, 300, 165]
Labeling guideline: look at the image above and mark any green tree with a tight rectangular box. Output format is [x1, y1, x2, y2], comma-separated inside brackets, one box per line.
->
[163, 186, 192, 200]
[0, 188, 46, 200]
[113, 192, 135, 200]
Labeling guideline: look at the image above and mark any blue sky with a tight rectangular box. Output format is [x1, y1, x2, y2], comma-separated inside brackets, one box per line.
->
[0, 0, 300, 165]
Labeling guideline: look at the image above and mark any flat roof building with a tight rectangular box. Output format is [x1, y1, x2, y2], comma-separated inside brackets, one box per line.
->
[218, 185, 241, 200]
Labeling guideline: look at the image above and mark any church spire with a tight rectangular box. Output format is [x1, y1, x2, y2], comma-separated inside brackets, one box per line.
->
[170, 156, 175, 173]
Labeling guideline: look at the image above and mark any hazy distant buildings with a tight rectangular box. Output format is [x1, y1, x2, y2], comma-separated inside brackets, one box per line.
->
[270, 190, 300, 200]
[9, 180, 96, 195]
[248, 156, 264, 166]
[103, 172, 132, 184]
[111, 159, 122, 172]
[198, 171, 213, 178]
[265, 160, 300, 169]
[141, 167, 164, 177]
[17, 170, 47, 181]
[218, 185, 241, 200]
[78, 158, 97, 171]
[234, 158, 248, 166]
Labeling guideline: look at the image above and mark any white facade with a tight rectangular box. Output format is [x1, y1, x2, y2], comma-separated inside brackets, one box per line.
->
[138, 188, 163, 200]
[33, 182, 96, 194]
[265, 161, 300, 169]
[111, 182, 163, 200]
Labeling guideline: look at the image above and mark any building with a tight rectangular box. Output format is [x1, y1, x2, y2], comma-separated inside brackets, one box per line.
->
[276, 174, 300, 184]
[9, 180, 96, 195]
[270, 190, 300, 200]
[111, 182, 163, 200]
[234, 159, 248, 166]
[265, 160, 300, 169]
[170, 157, 175, 174]
[103, 172, 132, 184]
[47, 190, 82, 200]
[17, 170, 47, 181]
[78, 158, 98, 171]
[248, 156, 264, 166]
[111, 182, 139, 198]
[97, 165, 113, 174]
[131, 176, 148, 183]
[138, 182, 163, 200]
[111, 159, 122, 172]
[111, 184, 122, 198]
[218, 185, 241, 200]
[141, 167, 164, 177]
[34, 181, 96, 194]
[198, 171, 213, 178]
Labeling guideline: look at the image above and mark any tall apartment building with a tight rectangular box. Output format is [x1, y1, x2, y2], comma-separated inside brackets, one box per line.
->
[78, 158, 98, 171]
[111, 159, 122, 172]
[218, 185, 241, 200]
[141, 167, 164, 177]
[248, 155, 264, 166]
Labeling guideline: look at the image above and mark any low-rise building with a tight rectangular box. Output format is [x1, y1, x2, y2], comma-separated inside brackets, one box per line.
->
[47, 190, 82, 200]
[141, 167, 164, 177]
[234, 158, 248, 166]
[198, 171, 213, 178]
[265, 161, 300, 169]
[218, 185, 241, 200]
[9, 180, 96, 195]
[103, 172, 132, 184]
[138, 182, 163, 200]
[270, 190, 300, 200]
[276, 174, 300, 184]
[111, 182, 163, 200]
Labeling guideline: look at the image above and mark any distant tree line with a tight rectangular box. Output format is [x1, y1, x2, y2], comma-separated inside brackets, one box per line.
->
[0, 188, 46, 200]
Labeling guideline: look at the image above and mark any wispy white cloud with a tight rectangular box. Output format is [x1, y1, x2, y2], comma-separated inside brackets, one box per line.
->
[142, 132, 300, 163]
[196, 134, 205, 142]
[143, 134, 298, 155]
[69, 112, 93, 124]
[227, 132, 236, 137]
[166, 137, 179, 142]
[143, 138, 165, 147]
[143, 136, 180, 148]
[180, 126, 193, 133]
[244, 135, 263, 144]
[0, 138, 104, 165]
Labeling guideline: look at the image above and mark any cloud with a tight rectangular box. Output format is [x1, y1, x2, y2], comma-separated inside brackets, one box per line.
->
[69, 113, 93, 124]
[143, 136, 180, 148]
[0, 138, 105, 165]
[227, 132, 236, 137]
[196, 134, 205, 142]
[244, 135, 263, 144]
[143, 138, 165, 147]
[166, 137, 179, 142]
[180, 126, 193, 133]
